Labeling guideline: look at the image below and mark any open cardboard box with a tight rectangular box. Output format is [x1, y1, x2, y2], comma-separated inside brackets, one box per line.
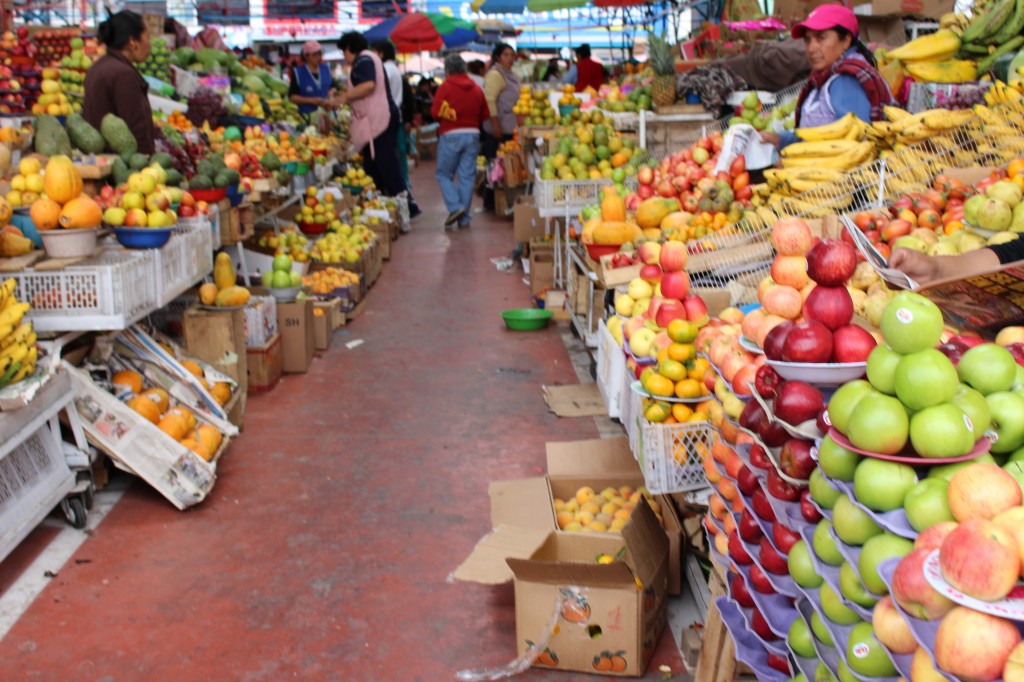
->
[453, 437, 684, 594]
[507, 499, 668, 677]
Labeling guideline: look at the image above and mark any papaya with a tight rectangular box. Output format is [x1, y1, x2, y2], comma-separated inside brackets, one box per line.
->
[635, 197, 680, 230]
[198, 282, 218, 306]
[58, 196, 102, 229]
[214, 285, 251, 307]
[660, 211, 693, 232]
[213, 252, 235, 290]
[30, 197, 62, 231]
[642, 228, 662, 240]
[593, 220, 643, 246]
[600, 186, 626, 222]
[580, 216, 601, 244]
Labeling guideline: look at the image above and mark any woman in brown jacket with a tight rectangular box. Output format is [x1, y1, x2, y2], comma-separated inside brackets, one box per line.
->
[82, 11, 155, 154]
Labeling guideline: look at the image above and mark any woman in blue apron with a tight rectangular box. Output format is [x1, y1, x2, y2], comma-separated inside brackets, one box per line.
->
[288, 41, 336, 123]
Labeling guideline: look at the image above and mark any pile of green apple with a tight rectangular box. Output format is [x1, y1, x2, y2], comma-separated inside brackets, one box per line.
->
[261, 254, 303, 290]
[963, 177, 1024, 233]
[728, 92, 796, 132]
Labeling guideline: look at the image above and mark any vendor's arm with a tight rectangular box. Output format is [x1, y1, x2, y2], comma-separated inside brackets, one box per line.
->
[889, 245, 1006, 287]
[828, 75, 872, 122]
[760, 129, 798, 149]
[484, 70, 504, 135]
[338, 58, 376, 106]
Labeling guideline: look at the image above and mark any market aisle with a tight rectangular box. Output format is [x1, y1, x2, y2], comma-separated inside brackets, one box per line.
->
[0, 162, 684, 681]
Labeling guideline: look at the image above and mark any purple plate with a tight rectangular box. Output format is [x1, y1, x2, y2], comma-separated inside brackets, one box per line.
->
[718, 597, 793, 681]
[825, 475, 917, 540]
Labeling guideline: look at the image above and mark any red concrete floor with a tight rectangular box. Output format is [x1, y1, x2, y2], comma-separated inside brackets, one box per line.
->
[0, 161, 686, 681]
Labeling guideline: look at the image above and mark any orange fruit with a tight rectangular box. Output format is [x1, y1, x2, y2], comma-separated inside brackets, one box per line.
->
[672, 403, 693, 422]
[197, 424, 222, 455]
[140, 387, 169, 414]
[674, 378, 702, 399]
[167, 406, 197, 431]
[180, 437, 212, 462]
[180, 359, 204, 379]
[667, 342, 694, 362]
[644, 374, 675, 398]
[210, 382, 231, 406]
[112, 370, 143, 395]
[157, 413, 189, 441]
[127, 395, 160, 424]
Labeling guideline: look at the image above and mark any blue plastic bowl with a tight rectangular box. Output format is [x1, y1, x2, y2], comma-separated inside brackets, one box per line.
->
[113, 227, 174, 249]
[226, 183, 244, 207]
[11, 210, 41, 247]
[284, 161, 298, 174]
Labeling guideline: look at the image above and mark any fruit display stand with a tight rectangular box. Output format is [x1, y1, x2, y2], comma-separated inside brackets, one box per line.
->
[0, 368, 91, 562]
[155, 220, 214, 307]
[564, 241, 606, 348]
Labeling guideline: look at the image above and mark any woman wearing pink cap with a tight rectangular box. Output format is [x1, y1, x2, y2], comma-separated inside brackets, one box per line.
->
[288, 41, 336, 119]
[762, 4, 892, 149]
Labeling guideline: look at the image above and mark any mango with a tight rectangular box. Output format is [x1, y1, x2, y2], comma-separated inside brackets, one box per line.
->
[198, 282, 218, 306]
[214, 285, 251, 307]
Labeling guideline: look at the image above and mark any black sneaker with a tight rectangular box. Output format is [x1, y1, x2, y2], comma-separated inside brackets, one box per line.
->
[445, 209, 465, 226]
[410, 204, 422, 219]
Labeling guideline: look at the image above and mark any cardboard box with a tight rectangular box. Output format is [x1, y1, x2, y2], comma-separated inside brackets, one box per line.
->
[244, 295, 278, 348]
[597, 253, 642, 289]
[501, 149, 527, 187]
[857, 15, 907, 47]
[530, 240, 555, 296]
[277, 299, 315, 374]
[513, 194, 544, 245]
[182, 306, 248, 428]
[507, 499, 668, 677]
[774, 0, 833, 24]
[246, 333, 283, 393]
[867, 0, 953, 19]
[313, 299, 339, 350]
[495, 186, 525, 219]
[452, 437, 685, 597]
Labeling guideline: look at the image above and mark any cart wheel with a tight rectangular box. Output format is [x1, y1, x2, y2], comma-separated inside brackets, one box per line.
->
[83, 485, 95, 511]
[570, 321, 580, 339]
[589, 359, 597, 381]
[63, 498, 87, 530]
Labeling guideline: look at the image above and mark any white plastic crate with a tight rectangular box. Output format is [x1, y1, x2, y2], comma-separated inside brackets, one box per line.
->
[626, 389, 713, 494]
[156, 222, 214, 307]
[15, 249, 159, 332]
[595, 319, 627, 419]
[0, 424, 74, 563]
[534, 172, 642, 218]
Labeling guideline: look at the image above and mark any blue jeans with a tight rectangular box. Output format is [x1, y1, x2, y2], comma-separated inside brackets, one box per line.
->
[397, 126, 410, 189]
[435, 132, 479, 225]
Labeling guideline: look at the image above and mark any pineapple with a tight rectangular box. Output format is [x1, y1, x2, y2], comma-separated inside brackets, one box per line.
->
[648, 32, 677, 108]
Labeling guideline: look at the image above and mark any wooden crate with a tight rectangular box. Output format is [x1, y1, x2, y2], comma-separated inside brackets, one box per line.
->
[182, 305, 248, 429]
[694, 569, 757, 682]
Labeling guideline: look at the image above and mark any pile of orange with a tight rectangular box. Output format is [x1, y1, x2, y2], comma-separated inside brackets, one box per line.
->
[302, 267, 359, 295]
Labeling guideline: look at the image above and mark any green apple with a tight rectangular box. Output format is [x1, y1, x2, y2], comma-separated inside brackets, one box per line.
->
[817, 434, 862, 481]
[789, 540, 824, 588]
[825, 380, 875, 435]
[271, 270, 292, 289]
[858, 532, 914, 595]
[810, 468, 842, 510]
[959, 343, 1018, 395]
[788, 675, 807, 682]
[789, 616, 816, 658]
[880, 292, 944, 355]
[853, 458, 917, 512]
[820, 582, 862, 625]
[950, 384, 992, 436]
[289, 271, 302, 287]
[846, 621, 897, 677]
[815, 661, 837, 682]
[272, 254, 293, 272]
[847, 393, 909, 455]
[837, 660, 858, 682]
[839, 560, 879, 608]
[987, 391, 1024, 453]
[866, 344, 903, 395]
[813, 520, 844, 566]
[833, 496, 882, 546]
[904, 478, 954, 531]
[910, 403, 976, 458]
[894, 349, 960, 411]
[927, 452, 997, 481]
[1002, 460, 1024, 496]
[260, 271, 273, 288]
[810, 610, 834, 646]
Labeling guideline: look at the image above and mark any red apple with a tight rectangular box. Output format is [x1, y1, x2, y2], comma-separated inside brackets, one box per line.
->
[749, 444, 772, 471]
[739, 399, 768, 432]
[873, 596, 918, 655]
[892, 548, 955, 620]
[657, 180, 676, 198]
[780, 438, 817, 480]
[773, 381, 825, 426]
[637, 167, 654, 185]
[766, 652, 791, 675]
[739, 509, 764, 543]
[683, 294, 708, 325]
[772, 522, 800, 555]
[758, 417, 791, 448]
[751, 606, 779, 641]
[766, 466, 803, 502]
[800, 489, 823, 523]
[737, 465, 760, 497]
[832, 324, 878, 363]
[731, 572, 756, 607]
[806, 238, 858, 286]
[935, 607, 1021, 682]
[781, 321, 834, 364]
[803, 286, 854, 331]
[728, 531, 754, 565]
[939, 519, 1020, 602]
[754, 365, 783, 399]
[655, 299, 687, 328]
[914, 521, 958, 551]
[751, 486, 778, 522]
[660, 270, 691, 300]
[749, 563, 776, 595]
[760, 536, 789, 574]
[762, 321, 795, 362]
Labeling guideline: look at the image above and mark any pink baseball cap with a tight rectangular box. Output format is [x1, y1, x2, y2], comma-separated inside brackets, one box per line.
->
[302, 41, 323, 55]
[791, 4, 859, 38]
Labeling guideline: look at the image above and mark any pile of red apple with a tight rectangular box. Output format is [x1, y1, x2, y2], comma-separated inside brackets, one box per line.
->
[605, 250, 640, 270]
[628, 133, 755, 213]
[746, 218, 878, 366]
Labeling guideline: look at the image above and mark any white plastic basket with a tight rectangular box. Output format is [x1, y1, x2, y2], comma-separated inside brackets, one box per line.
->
[595, 319, 627, 419]
[626, 388, 714, 494]
[15, 249, 159, 332]
[156, 222, 214, 307]
[0, 425, 73, 563]
[534, 172, 642, 218]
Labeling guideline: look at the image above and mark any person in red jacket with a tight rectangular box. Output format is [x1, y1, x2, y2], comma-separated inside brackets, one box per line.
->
[564, 44, 604, 93]
[432, 54, 490, 229]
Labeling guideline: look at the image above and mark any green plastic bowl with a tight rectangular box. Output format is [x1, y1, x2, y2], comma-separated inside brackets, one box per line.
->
[502, 308, 553, 331]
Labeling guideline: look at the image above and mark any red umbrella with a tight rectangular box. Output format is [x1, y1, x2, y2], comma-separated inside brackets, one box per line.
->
[364, 13, 444, 53]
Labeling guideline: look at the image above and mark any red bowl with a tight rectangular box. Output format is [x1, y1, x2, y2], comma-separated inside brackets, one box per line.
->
[298, 221, 327, 235]
[585, 243, 619, 260]
[189, 187, 228, 202]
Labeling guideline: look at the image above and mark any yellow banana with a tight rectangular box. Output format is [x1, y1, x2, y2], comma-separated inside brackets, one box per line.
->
[0, 322, 31, 350]
[0, 301, 29, 329]
[921, 108, 976, 130]
[884, 106, 912, 122]
[794, 112, 858, 141]
[781, 142, 875, 169]
[0, 278, 15, 310]
[9, 347, 35, 383]
[885, 29, 961, 62]
[0, 342, 28, 367]
[781, 139, 864, 158]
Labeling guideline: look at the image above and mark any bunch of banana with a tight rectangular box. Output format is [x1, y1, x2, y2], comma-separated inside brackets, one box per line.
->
[984, 80, 1024, 106]
[763, 167, 845, 195]
[886, 29, 962, 63]
[794, 111, 869, 142]
[940, 13, 972, 31]
[868, 106, 977, 147]
[0, 278, 37, 388]
[958, 0, 1024, 58]
[779, 140, 877, 170]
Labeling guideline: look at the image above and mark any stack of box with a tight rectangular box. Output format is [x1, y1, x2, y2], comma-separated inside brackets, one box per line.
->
[244, 296, 282, 392]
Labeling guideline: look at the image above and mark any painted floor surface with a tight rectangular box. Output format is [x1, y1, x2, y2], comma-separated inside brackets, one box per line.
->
[0, 162, 687, 681]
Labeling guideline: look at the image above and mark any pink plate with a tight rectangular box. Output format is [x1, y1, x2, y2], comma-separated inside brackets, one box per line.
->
[827, 428, 991, 465]
[923, 550, 1024, 621]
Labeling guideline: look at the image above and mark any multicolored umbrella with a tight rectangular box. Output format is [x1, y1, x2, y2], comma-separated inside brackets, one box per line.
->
[363, 12, 479, 53]
[470, 0, 529, 15]
[526, 0, 589, 10]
